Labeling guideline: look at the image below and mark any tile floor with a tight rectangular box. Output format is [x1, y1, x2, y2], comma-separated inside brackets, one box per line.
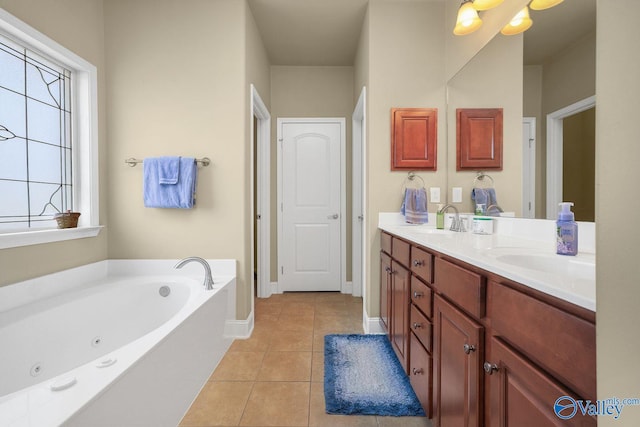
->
[180, 292, 431, 427]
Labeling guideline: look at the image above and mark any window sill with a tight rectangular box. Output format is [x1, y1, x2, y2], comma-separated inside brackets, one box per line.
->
[0, 226, 104, 250]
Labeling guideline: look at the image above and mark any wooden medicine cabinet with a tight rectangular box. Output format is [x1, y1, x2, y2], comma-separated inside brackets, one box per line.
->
[391, 108, 438, 171]
[456, 108, 503, 170]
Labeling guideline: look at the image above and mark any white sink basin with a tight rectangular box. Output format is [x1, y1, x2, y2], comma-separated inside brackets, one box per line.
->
[494, 253, 595, 281]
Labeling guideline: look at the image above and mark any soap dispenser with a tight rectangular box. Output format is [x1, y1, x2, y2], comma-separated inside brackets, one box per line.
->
[556, 202, 578, 256]
[436, 204, 444, 229]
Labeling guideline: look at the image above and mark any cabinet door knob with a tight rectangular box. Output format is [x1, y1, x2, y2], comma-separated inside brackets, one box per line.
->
[463, 343, 476, 354]
[412, 322, 423, 329]
[413, 291, 424, 298]
[413, 259, 425, 267]
[385, 267, 392, 273]
[484, 362, 499, 375]
[412, 367, 424, 375]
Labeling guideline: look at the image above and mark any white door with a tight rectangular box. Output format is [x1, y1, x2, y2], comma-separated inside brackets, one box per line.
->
[278, 118, 344, 292]
[522, 117, 536, 218]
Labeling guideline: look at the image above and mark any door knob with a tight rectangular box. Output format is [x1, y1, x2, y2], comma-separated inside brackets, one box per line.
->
[328, 213, 339, 219]
[463, 343, 476, 354]
[412, 368, 424, 375]
[413, 259, 425, 267]
[484, 362, 499, 375]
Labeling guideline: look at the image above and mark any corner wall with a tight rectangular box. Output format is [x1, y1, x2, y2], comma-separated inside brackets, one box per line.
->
[104, 0, 260, 319]
[596, 1, 640, 425]
[365, 0, 446, 317]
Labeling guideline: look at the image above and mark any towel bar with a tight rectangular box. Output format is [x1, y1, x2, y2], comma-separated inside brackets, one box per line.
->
[125, 157, 211, 167]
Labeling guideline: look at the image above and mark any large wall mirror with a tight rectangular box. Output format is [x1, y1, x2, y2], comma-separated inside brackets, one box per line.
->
[445, 0, 596, 221]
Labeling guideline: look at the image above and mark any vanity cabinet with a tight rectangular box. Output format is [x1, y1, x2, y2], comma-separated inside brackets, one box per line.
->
[485, 336, 595, 427]
[379, 229, 596, 426]
[379, 232, 411, 372]
[433, 294, 483, 427]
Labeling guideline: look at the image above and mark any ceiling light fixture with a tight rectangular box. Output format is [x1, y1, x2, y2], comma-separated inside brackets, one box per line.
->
[454, 0, 483, 36]
[529, 0, 564, 11]
[501, 6, 533, 35]
[472, 0, 504, 12]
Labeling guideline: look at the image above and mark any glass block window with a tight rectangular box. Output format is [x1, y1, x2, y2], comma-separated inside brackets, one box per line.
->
[0, 33, 73, 231]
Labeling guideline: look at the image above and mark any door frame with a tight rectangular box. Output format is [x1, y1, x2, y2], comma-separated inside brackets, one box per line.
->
[546, 95, 596, 219]
[276, 117, 346, 293]
[522, 117, 536, 218]
[250, 84, 272, 299]
[352, 87, 366, 298]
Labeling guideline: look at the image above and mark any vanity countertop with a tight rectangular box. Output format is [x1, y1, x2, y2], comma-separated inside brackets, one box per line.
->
[379, 213, 595, 312]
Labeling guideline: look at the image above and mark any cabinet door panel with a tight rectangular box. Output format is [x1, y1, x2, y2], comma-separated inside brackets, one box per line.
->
[434, 295, 483, 427]
[380, 251, 392, 333]
[410, 331, 432, 418]
[391, 260, 410, 372]
[488, 281, 596, 400]
[487, 336, 596, 427]
[411, 275, 432, 319]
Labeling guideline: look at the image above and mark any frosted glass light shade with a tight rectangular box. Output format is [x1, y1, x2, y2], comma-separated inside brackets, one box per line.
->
[530, 0, 564, 11]
[454, 1, 483, 36]
[501, 6, 533, 35]
[472, 0, 504, 11]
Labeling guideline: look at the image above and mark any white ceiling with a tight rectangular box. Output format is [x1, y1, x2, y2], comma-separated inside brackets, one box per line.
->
[247, 0, 596, 67]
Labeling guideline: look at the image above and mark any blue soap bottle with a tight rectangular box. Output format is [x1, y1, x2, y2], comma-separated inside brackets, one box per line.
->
[556, 202, 578, 256]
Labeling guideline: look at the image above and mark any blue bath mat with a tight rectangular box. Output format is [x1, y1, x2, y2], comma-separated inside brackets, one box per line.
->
[324, 334, 425, 416]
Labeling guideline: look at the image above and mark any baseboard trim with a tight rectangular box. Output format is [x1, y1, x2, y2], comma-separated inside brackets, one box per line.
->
[363, 312, 385, 335]
[225, 310, 254, 339]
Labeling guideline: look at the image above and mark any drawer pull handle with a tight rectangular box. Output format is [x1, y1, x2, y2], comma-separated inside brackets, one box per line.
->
[412, 322, 423, 329]
[463, 343, 476, 354]
[484, 362, 499, 375]
[413, 259, 425, 267]
[412, 368, 424, 375]
[413, 291, 424, 298]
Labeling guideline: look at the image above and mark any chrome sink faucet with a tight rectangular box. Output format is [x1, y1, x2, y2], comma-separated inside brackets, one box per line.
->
[486, 204, 504, 216]
[438, 204, 466, 232]
[174, 257, 214, 290]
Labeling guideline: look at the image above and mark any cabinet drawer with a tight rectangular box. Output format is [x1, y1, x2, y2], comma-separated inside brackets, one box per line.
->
[410, 246, 433, 283]
[434, 258, 484, 319]
[488, 281, 596, 401]
[409, 332, 432, 418]
[392, 237, 411, 267]
[410, 276, 432, 319]
[381, 232, 392, 255]
[410, 304, 432, 353]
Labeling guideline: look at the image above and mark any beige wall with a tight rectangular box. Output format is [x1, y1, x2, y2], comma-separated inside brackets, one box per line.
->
[596, 1, 640, 424]
[269, 65, 355, 282]
[523, 65, 544, 217]
[365, 0, 446, 316]
[104, 0, 258, 319]
[563, 108, 595, 221]
[447, 34, 524, 216]
[0, 0, 108, 287]
[523, 32, 596, 217]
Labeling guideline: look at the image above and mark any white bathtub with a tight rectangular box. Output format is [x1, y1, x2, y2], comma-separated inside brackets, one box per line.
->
[0, 259, 237, 427]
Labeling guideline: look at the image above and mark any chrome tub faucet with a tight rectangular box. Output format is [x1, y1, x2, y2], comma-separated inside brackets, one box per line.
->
[174, 257, 215, 290]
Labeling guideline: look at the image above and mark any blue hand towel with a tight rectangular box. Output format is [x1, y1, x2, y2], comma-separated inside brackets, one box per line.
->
[471, 187, 498, 211]
[401, 188, 429, 224]
[157, 156, 180, 184]
[143, 157, 197, 208]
